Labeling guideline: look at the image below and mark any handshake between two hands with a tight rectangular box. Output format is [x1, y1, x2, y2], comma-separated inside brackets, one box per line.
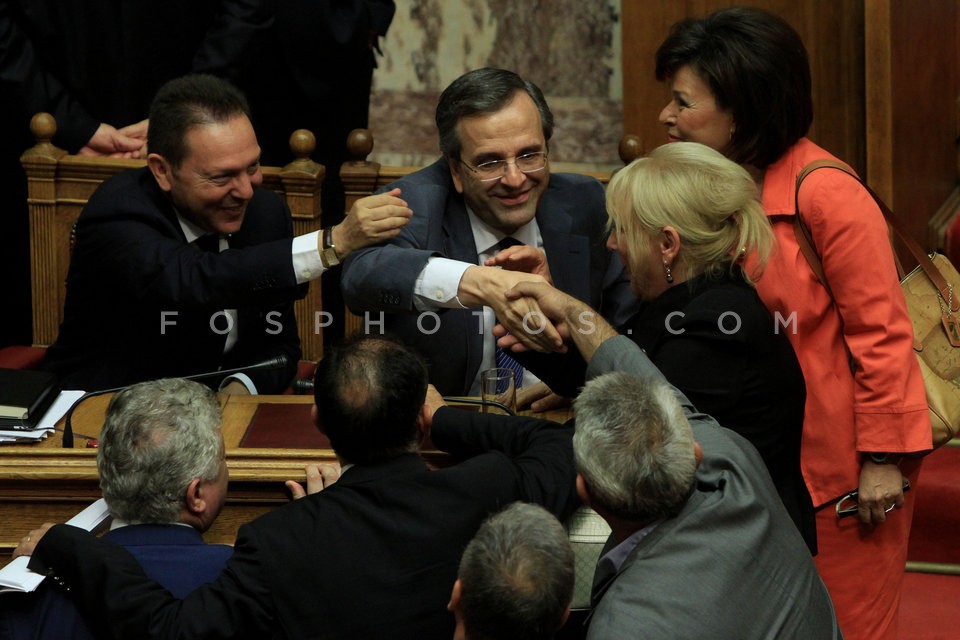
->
[481, 244, 581, 356]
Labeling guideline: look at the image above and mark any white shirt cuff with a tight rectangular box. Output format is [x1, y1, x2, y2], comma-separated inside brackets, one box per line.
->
[414, 257, 473, 310]
[220, 373, 258, 395]
[291, 231, 325, 284]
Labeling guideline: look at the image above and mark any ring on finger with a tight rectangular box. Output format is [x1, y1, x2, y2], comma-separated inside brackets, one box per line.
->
[884, 504, 895, 513]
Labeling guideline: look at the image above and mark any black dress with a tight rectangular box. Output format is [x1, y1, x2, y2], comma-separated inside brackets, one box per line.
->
[622, 268, 816, 552]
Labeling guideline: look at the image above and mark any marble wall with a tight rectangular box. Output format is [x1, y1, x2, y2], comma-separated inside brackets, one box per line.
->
[366, 0, 623, 171]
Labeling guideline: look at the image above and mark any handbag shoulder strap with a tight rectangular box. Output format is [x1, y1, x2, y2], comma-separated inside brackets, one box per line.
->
[793, 160, 958, 312]
[792, 212, 832, 296]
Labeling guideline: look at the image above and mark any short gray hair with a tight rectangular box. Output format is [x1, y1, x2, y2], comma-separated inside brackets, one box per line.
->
[458, 502, 574, 640]
[97, 378, 223, 523]
[573, 372, 697, 521]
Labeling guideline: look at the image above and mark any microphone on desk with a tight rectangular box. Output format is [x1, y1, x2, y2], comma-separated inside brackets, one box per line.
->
[61, 354, 291, 449]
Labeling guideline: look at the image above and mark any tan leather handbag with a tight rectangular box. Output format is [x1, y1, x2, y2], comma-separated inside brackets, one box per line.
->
[793, 160, 960, 450]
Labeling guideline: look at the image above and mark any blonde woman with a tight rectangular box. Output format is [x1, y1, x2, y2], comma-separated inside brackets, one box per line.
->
[502, 142, 815, 550]
[605, 142, 813, 550]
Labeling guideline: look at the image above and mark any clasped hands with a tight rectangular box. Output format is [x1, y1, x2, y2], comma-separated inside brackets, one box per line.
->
[478, 245, 584, 355]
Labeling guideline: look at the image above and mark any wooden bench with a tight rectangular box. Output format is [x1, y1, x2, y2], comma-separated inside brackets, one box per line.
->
[21, 112, 327, 362]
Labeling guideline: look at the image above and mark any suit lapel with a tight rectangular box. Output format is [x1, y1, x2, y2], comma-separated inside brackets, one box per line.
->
[441, 197, 484, 391]
[441, 198, 478, 262]
[537, 202, 591, 302]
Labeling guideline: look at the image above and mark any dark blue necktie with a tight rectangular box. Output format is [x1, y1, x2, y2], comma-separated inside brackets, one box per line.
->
[194, 233, 221, 253]
[494, 237, 525, 388]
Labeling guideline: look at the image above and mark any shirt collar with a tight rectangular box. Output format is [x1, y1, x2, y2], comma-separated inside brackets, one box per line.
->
[110, 517, 193, 531]
[598, 518, 663, 574]
[177, 210, 208, 244]
[465, 205, 541, 256]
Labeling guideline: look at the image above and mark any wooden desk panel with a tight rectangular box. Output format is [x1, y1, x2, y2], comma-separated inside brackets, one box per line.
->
[0, 394, 571, 562]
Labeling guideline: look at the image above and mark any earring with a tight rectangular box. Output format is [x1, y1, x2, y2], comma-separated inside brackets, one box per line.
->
[664, 262, 674, 283]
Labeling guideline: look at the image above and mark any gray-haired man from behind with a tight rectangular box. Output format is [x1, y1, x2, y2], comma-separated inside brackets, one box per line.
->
[4, 378, 233, 639]
[450, 501, 575, 640]
[498, 280, 843, 639]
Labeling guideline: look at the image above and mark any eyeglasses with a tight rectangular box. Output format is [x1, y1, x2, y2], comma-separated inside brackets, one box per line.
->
[459, 151, 548, 182]
[835, 478, 911, 519]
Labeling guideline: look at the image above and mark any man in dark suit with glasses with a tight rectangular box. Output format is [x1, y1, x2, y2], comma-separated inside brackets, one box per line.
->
[341, 67, 636, 398]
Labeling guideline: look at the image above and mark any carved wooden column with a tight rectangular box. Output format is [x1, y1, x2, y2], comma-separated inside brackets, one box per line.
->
[20, 113, 67, 347]
[278, 129, 325, 362]
[340, 129, 382, 337]
[340, 129, 381, 213]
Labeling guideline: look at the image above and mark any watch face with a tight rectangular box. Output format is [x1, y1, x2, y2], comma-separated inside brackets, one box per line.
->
[321, 247, 340, 267]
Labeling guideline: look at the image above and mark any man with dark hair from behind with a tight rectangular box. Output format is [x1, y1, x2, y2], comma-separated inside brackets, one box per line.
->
[450, 501, 574, 640]
[1, 378, 233, 639]
[19, 334, 579, 639]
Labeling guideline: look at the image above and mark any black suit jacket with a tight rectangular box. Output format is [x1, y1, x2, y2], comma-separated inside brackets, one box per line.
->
[341, 160, 636, 395]
[1, 0, 270, 153]
[29, 407, 578, 639]
[43, 167, 305, 392]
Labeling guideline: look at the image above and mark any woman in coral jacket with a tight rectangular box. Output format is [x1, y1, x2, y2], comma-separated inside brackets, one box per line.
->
[653, 7, 931, 640]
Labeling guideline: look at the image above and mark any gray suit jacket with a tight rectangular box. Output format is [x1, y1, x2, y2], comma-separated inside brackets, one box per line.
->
[583, 337, 842, 639]
[341, 160, 635, 395]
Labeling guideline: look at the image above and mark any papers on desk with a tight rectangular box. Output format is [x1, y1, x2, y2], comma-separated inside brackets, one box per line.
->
[0, 498, 110, 593]
[0, 390, 85, 443]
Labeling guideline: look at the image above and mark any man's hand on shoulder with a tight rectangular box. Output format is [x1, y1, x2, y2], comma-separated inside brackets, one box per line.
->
[330, 188, 413, 257]
[12, 522, 55, 559]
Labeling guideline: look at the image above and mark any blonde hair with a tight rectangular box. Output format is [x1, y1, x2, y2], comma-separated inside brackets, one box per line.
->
[606, 141, 772, 285]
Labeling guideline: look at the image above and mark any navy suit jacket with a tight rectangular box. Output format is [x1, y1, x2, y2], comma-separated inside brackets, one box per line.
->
[341, 160, 635, 394]
[42, 167, 305, 393]
[0, 524, 232, 640]
[27, 407, 579, 640]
